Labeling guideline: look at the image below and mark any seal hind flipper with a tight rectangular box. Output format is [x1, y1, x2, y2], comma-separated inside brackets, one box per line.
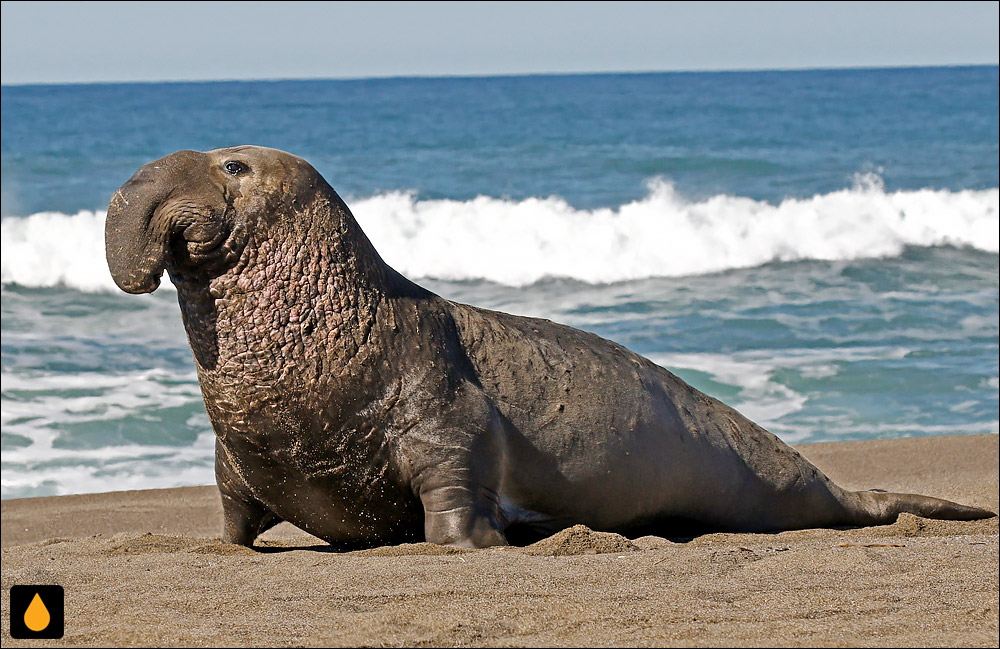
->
[848, 489, 996, 525]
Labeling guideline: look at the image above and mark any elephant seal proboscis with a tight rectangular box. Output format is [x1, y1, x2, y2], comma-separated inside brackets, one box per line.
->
[105, 146, 995, 548]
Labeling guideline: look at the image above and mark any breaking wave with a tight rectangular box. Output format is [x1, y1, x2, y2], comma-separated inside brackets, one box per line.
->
[2, 177, 997, 291]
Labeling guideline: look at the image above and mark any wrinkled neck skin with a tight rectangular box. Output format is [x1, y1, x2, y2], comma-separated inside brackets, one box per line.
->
[170, 195, 391, 417]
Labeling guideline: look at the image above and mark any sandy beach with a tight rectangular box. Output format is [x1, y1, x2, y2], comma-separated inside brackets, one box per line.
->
[2, 434, 997, 647]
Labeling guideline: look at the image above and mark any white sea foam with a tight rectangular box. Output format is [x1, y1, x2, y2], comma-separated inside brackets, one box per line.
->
[648, 346, 916, 441]
[0, 368, 204, 446]
[0, 430, 217, 498]
[1, 367, 214, 498]
[2, 180, 997, 291]
[0, 210, 113, 292]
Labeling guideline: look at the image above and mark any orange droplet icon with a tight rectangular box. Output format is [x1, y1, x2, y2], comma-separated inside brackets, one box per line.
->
[24, 592, 51, 632]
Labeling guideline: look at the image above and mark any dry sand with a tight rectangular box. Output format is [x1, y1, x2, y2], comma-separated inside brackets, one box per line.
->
[2, 434, 998, 647]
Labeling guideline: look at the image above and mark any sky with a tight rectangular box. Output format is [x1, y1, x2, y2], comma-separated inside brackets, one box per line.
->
[1, 1, 998, 85]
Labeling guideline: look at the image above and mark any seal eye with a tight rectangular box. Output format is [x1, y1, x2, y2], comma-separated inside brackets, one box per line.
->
[224, 160, 245, 176]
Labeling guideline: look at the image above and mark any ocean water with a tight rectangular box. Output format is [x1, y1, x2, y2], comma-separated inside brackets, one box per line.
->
[1, 66, 998, 499]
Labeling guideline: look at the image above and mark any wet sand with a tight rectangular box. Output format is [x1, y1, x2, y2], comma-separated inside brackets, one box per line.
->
[2, 434, 998, 647]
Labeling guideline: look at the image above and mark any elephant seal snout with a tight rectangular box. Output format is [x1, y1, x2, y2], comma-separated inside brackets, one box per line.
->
[106, 146, 995, 548]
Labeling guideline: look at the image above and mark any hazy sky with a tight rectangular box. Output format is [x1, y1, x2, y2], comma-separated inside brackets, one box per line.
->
[2, 1, 998, 85]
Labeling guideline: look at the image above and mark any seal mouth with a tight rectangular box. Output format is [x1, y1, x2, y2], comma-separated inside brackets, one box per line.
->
[169, 219, 249, 278]
[184, 224, 230, 259]
[174, 222, 231, 268]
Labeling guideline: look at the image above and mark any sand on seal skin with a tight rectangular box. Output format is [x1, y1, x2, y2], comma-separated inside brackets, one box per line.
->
[2, 434, 998, 647]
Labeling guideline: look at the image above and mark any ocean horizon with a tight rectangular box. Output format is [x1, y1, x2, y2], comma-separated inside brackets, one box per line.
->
[3, 61, 995, 87]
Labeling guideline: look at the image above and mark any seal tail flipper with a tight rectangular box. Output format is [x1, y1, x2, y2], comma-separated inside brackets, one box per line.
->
[848, 489, 996, 525]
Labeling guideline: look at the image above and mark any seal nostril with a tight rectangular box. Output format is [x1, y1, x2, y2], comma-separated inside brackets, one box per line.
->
[168, 227, 192, 266]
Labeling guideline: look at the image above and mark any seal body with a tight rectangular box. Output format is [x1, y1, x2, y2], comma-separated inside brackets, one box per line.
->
[105, 146, 994, 548]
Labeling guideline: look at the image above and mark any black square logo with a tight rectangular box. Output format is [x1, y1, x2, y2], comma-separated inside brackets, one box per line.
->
[9, 585, 64, 639]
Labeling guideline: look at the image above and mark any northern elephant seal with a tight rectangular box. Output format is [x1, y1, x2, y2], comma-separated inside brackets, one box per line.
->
[105, 146, 995, 548]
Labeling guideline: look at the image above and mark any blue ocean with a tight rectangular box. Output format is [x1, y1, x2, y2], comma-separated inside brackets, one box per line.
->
[2, 66, 998, 499]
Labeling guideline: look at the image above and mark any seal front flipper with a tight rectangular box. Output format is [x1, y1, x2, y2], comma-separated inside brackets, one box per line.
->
[215, 440, 282, 546]
[417, 480, 508, 548]
[409, 417, 509, 548]
[219, 491, 283, 546]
